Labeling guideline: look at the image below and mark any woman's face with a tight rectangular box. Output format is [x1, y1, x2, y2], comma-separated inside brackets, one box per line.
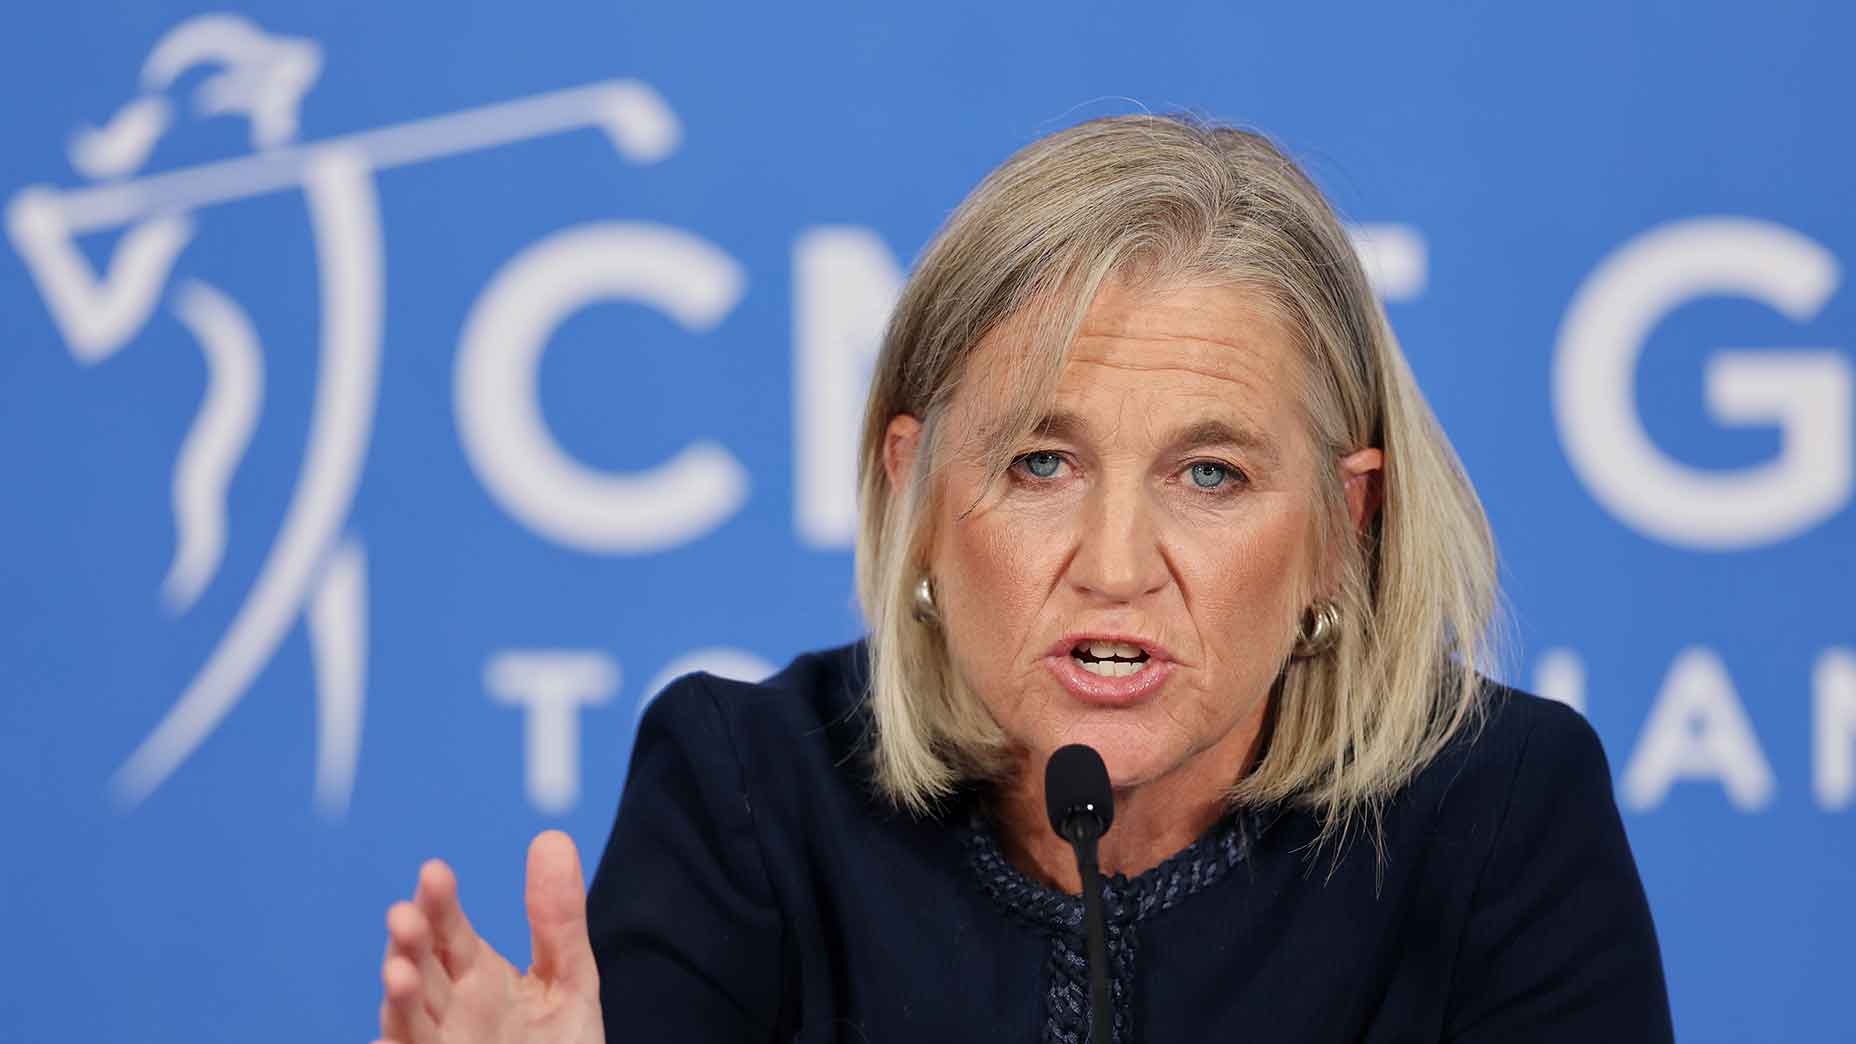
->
[889, 281, 1377, 794]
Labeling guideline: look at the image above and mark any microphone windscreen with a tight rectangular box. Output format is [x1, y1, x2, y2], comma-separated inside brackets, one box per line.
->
[1044, 743, 1114, 838]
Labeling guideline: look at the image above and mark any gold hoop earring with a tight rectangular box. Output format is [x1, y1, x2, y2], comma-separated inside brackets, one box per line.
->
[1292, 601, 1341, 658]
[912, 575, 938, 624]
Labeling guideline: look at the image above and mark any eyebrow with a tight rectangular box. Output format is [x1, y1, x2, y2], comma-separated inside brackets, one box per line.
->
[1030, 411, 1281, 468]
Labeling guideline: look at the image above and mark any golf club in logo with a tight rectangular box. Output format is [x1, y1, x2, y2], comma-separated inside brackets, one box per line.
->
[6, 13, 683, 816]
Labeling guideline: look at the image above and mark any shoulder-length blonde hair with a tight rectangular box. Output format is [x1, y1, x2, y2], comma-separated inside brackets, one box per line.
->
[853, 114, 1498, 837]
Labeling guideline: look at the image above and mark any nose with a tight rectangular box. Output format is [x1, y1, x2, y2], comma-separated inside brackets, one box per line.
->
[1066, 479, 1170, 602]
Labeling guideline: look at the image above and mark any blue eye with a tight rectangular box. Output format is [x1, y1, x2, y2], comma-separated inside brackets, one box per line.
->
[1022, 452, 1063, 479]
[1189, 461, 1232, 489]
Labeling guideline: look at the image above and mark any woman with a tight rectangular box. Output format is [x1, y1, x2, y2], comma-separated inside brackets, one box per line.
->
[375, 115, 1672, 1043]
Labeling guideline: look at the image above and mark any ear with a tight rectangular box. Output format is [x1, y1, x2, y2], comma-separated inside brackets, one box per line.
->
[883, 414, 924, 492]
[1338, 447, 1384, 534]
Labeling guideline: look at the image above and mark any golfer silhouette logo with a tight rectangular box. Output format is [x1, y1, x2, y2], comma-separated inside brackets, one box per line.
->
[6, 14, 682, 816]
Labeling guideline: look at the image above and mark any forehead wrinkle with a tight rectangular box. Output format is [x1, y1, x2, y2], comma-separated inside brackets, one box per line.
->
[1064, 336, 1284, 394]
[1055, 354, 1279, 433]
[1058, 358, 1278, 421]
[1074, 285, 1292, 343]
[1069, 281, 1297, 376]
[1068, 337, 1284, 382]
[1071, 330, 1280, 359]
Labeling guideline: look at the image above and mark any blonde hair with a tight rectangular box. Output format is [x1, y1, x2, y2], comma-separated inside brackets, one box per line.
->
[854, 114, 1499, 839]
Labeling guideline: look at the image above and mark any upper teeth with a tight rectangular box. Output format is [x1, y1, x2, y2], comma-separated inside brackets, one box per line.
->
[1081, 640, 1144, 660]
[1078, 658, 1145, 677]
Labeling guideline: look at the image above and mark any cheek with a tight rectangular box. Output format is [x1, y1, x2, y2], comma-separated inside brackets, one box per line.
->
[928, 480, 1078, 726]
[938, 506, 1057, 658]
[1176, 496, 1314, 669]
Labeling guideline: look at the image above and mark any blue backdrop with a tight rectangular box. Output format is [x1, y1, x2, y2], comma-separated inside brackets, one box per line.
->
[2, 3, 1851, 1041]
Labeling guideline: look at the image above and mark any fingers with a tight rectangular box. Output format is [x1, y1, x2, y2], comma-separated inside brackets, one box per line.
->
[380, 859, 471, 1044]
[386, 901, 452, 1019]
[525, 830, 597, 990]
[413, 858, 480, 978]
[379, 951, 435, 1043]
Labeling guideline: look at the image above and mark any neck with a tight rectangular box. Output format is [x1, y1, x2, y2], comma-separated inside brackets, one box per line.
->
[992, 708, 1268, 895]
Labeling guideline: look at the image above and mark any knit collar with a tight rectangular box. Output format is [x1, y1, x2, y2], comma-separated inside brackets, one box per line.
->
[959, 803, 1263, 1044]
[960, 802, 1260, 934]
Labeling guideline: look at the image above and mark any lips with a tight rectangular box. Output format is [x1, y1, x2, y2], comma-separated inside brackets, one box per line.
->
[1042, 633, 1175, 706]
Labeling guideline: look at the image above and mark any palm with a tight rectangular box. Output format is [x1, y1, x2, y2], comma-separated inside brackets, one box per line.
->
[403, 942, 590, 1044]
[377, 831, 605, 1044]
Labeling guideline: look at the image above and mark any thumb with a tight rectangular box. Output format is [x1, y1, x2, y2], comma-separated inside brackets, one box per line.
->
[525, 829, 597, 990]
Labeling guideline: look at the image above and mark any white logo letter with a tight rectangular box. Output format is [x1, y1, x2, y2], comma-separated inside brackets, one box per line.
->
[793, 227, 904, 548]
[1815, 648, 1856, 811]
[457, 222, 748, 553]
[1622, 647, 1776, 811]
[1553, 217, 1849, 549]
[486, 650, 618, 813]
[1532, 647, 1586, 715]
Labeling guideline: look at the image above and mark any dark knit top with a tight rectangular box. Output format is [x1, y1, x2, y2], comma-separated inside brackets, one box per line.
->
[585, 641, 1673, 1043]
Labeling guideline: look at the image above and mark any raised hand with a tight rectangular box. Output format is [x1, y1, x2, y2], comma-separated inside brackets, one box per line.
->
[376, 830, 605, 1044]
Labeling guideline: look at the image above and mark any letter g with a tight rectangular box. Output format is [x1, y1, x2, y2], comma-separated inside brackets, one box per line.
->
[1553, 217, 1849, 550]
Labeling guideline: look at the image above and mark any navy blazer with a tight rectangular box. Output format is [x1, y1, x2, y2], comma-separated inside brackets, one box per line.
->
[586, 641, 1672, 1042]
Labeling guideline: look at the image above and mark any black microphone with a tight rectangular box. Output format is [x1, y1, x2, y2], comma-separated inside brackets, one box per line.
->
[1044, 744, 1115, 1044]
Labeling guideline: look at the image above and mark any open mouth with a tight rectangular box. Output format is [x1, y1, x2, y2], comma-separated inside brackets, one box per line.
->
[1070, 639, 1152, 677]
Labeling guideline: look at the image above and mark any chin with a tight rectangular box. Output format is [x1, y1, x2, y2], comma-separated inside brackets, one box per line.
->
[1047, 721, 1185, 791]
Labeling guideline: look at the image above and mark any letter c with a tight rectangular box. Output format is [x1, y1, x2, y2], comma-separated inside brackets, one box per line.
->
[1552, 217, 1850, 549]
[456, 222, 748, 552]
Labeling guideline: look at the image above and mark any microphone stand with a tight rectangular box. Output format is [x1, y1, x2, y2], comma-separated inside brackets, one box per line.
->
[1062, 819, 1113, 1044]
